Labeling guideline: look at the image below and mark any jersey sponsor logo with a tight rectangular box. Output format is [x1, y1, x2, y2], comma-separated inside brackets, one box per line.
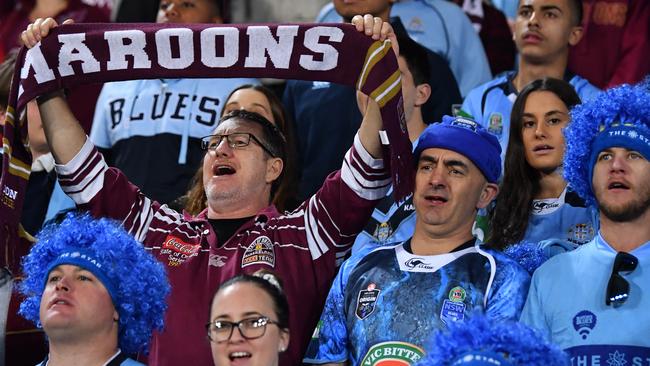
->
[406, 17, 424, 33]
[404, 258, 435, 271]
[241, 236, 275, 268]
[566, 345, 650, 366]
[373, 222, 394, 243]
[161, 235, 201, 266]
[573, 310, 597, 340]
[360, 341, 424, 365]
[449, 286, 467, 302]
[209, 254, 227, 268]
[568, 223, 595, 245]
[487, 112, 503, 137]
[531, 199, 561, 214]
[356, 283, 381, 320]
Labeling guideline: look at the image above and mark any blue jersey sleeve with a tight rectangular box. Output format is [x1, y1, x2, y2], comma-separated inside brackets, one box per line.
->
[485, 253, 531, 321]
[460, 85, 485, 122]
[304, 246, 376, 364]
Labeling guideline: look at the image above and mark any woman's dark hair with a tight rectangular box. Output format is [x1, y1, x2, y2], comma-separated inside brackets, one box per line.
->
[488, 78, 581, 250]
[184, 84, 299, 214]
[211, 270, 290, 331]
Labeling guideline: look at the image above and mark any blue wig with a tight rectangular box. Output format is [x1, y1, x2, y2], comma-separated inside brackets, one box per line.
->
[19, 212, 170, 355]
[417, 314, 568, 365]
[563, 82, 650, 206]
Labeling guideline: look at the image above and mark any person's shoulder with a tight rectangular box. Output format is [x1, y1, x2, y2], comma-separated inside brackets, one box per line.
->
[533, 240, 596, 277]
[569, 74, 601, 100]
[482, 247, 530, 274]
[394, 0, 465, 16]
[316, 3, 342, 23]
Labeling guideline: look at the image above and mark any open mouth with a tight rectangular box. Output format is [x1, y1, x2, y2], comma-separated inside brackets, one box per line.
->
[608, 182, 630, 190]
[213, 164, 236, 176]
[229, 351, 252, 362]
[48, 298, 71, 309]
[533, 145, 553, 152]
[425, 195, 448, 204]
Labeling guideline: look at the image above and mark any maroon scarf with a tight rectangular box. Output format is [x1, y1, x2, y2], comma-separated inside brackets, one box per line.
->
[0, 22, 412, 271]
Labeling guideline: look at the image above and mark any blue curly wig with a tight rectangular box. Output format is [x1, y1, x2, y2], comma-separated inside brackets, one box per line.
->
[563, 82, 650, 206]
[417, 314, 568, 366]
[18, 212, 170, 355]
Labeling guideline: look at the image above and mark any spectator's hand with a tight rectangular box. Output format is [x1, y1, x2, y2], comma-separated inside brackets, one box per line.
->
[21, 18, 74, 49]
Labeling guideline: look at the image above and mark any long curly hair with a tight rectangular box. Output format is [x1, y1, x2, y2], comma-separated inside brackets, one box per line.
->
[18, 212, 170, 355]
[563, 82, 650, 206]
[417, 314, 568, 365]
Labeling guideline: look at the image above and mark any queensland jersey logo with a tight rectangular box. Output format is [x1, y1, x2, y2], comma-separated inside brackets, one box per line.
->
[241, 236, 275, 268]
[373, 222, 393, 243]
[487, 112, 503, 137]
[360, 341, 424, 365]
[573, 310, 597, 340]
[568, 223, 595, 245]
[356, 283, 381, 320]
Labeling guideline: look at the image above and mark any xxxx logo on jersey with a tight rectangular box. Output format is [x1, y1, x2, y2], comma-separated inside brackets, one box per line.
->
[360, 341, 424, 365]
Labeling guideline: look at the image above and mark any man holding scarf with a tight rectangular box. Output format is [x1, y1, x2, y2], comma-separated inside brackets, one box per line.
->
[18, 14, 405, 366]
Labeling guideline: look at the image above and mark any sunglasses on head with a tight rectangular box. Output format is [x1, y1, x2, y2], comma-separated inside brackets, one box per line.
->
[606, 251, 638, 306]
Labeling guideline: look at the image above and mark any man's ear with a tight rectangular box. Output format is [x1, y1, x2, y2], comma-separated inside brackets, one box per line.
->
[265, 157, 284, 183]
[476, 182, 499, 209]
[415, 83, 432, 107]
[568, 25, 583, 46]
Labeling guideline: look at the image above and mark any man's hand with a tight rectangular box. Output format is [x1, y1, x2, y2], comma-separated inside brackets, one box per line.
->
[21, 18, 74, 48]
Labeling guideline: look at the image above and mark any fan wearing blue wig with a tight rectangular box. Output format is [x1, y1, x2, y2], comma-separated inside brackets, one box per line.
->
[521, 81, 650, 362]
[18, 213, 170, 366]
[417, 313, 568, 366]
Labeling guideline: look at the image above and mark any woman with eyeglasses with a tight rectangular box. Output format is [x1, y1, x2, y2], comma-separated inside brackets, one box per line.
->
[176, 84, 300, 214]
[487, 78, 597, 259]
[207, 271, 290, 366]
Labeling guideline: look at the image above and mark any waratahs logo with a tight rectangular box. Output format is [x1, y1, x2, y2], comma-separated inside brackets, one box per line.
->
[573, 310, 597, 340]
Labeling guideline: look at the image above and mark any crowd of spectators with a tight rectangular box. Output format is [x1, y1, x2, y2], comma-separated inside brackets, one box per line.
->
[1, 0, 649, 365]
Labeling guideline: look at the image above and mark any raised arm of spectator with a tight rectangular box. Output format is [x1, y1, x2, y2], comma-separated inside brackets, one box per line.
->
[21, 18, 83, 165]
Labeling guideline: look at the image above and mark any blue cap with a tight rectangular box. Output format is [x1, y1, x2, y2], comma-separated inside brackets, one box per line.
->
[414, 116, 502, 183]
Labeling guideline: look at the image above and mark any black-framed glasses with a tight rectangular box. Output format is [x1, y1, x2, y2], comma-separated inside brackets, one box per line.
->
[206, 316, 279, 343]
[606, 251, 638, 306]
[200, 133, 276, 157]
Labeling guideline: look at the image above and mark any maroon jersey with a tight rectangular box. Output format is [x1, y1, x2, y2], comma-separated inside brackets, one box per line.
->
[55, 135, 390, 366]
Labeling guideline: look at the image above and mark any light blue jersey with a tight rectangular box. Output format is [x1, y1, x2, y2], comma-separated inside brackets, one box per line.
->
[523, 189, 598, 249]
[317, 0, 491, 96]
[304, 239, 530, 365]
[460, 71, 600, 164]
[521, 234, 650, 365]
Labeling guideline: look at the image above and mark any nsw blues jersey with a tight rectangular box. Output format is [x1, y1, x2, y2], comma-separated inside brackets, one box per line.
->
[304, 239, 530, 365]
[524, 189, 598, 249]
[521, 235, 650, 365]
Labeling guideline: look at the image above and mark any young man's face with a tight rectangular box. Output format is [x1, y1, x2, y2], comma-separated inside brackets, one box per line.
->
[39, 265, 117, 342]
[513, 0, 582, 64]
[157, 0, 222, 24]
[202, 118, 282, 211]
[592, 147, 650, 222]
[333, 0, 395, 21]
[413, 148, 497, 236]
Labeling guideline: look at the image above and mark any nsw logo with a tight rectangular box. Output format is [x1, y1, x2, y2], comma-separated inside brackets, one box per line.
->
[573, 310, 597, 340]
